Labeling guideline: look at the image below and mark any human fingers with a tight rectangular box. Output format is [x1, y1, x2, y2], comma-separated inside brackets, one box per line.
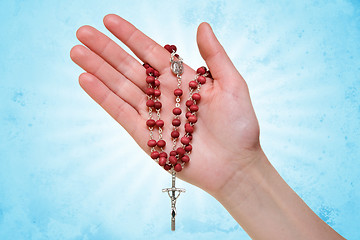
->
[76, 25, 147, 92]
[70, 45, 146, 115]
[103, 14, 170, 73]
[196, 22, 246, 87]
[78, 72, 147, 147]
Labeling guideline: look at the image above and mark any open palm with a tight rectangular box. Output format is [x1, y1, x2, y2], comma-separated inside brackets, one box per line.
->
[70, 14, 260, 197]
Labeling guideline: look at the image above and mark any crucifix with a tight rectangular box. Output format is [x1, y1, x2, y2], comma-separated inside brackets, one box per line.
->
[162, 171, 185, 231]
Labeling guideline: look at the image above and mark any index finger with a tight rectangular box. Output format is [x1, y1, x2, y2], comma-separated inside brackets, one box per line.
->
[103, 14, 170, 73]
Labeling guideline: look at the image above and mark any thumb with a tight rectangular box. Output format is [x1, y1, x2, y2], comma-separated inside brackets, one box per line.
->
[197, 22, 242, 84]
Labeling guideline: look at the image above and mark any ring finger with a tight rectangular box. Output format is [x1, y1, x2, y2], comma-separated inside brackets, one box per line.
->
[70, 44, 146, 114]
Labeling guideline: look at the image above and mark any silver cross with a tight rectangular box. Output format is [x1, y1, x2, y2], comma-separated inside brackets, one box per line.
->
[162, 171, 185, 231]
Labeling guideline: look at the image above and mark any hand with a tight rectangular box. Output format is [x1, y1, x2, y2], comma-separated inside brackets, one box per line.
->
[70, 14, 260, 196]
[71, 14, 345, 239]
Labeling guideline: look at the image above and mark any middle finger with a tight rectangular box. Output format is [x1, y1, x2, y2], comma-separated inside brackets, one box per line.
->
[70, 44, 146, 114]
[76, 25, 147, 92]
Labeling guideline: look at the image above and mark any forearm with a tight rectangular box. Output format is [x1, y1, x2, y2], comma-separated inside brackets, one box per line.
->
[213, 149, 344, 240]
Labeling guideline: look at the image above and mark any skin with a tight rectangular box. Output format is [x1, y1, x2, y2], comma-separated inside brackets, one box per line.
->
[70, 14, 345, 240]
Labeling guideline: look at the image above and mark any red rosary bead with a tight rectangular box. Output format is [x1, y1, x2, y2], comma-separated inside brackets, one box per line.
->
[185, 112, 192, 119]
[154, 79, 160, 87]
[176, 147, 185, 156]
[146, 88, 155, 96]
[174, 89, 183, 96]
[146, 100, 155, 108]
[164, 44, 177, 53]
[151, 151, 160, 159]
[185, 144, 192, 152]
[159, 152, 168, 158]
[156, 120, 164, 128]
[146, 119, 156, 127]
[181, 137, 190, 145]
[197, 76, 206, 84]
[169, 156, 177, 165]
[146, 76, 155, 84]
[196, 67, 206, 75]
[181, 155, 190, 163]
[143, 63, 150, 69]
[146, 67, 155, 76]
[157, 139, 166, 148]
[186, 100, 193, 108]
[192, 93, 201, 102]
[158, 157, 167, 166]
[173, 107, 182, 115]
[174, 163, 182, 172]
[185, 123, 194, 133]
[171, 130, 180, 138]
[154, 89, 161, 97]
[164, 164, 172, 170]
[154, 70, 160, 77]
[154, 101, 162, 109]
[171, 45, 177, 53]
[147, 139, 157, 147]
[188, 115, 197, 123]
[170, 150, 177, 156]
[189, 104, 199, 112]
[172, 118, 181, 126]
[189, 81, 198, 89]
[164, 44, 172, 52]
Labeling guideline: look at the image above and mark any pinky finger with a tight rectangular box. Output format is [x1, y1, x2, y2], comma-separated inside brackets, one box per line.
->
[79, 72, 146, 146]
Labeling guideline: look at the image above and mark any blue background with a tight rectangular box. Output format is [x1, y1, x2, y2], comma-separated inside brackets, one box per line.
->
[0, 0, 359, 239]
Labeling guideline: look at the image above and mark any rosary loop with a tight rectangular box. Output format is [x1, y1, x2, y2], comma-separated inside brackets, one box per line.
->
[143, 44, 211, 230]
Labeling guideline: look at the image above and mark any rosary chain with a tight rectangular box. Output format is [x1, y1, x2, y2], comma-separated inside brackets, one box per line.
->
[144, 44, 212, 231]
[145, 45, 211, 172]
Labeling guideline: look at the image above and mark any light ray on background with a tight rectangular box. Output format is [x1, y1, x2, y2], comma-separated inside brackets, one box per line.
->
[0, 0, 359, 239]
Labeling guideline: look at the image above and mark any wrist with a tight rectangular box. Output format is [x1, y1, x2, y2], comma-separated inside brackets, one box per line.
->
[211, 147, 269, 208]
[210, 148, 345, 240]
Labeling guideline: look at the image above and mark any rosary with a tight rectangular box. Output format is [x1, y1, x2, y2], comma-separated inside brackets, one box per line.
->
[143, 44, 211, 231]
